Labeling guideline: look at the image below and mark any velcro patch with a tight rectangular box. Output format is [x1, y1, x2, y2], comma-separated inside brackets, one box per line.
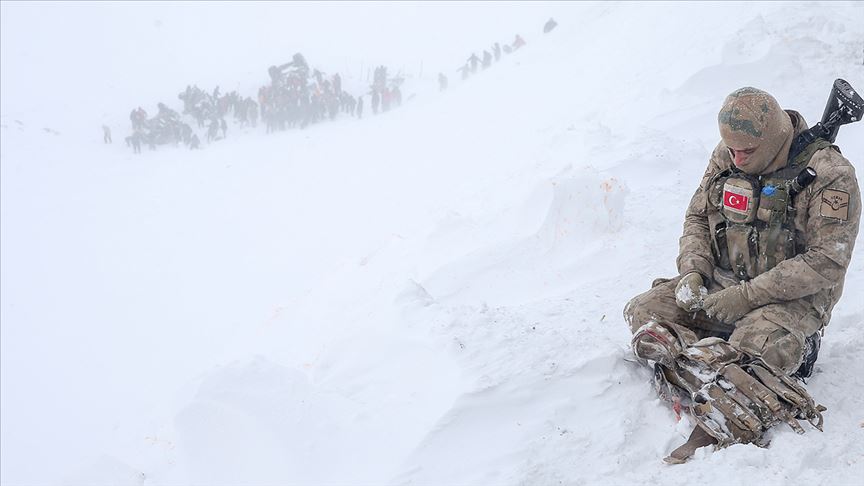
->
[723, 190, 749, 213]
[820, 189, 850, 221]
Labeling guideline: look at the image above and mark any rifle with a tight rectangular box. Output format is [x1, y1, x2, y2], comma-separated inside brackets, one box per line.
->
[789, 78, 863, 161]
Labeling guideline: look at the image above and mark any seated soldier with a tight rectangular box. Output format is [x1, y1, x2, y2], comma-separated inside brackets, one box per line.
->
[624, 87, 860, 462]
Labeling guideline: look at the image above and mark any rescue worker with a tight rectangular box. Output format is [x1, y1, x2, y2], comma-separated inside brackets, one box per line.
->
[381, 86, 391, 112]
[391, 85, 402, 108]
[467, 53, 480, 73]
[207, 119, 220, 142]
[371, 89, 380, 115]
[128, 131, 142, 154]
[624, 87, 860, 460]
[481, 50, 492, 69]
[438, 73, 449, 91]
[512, 34, 526, 50]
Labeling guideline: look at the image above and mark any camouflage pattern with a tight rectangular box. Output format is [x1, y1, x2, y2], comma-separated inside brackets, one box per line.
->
[626, 102, 861, 375]
[718, 88, 793, 175]
[654, 336, 825, 452]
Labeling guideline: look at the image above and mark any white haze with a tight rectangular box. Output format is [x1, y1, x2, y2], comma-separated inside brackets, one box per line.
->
[2, 2, 863, 485]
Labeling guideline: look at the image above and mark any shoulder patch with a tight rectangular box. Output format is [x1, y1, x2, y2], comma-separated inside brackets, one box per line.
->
[820, 189, 850, 221]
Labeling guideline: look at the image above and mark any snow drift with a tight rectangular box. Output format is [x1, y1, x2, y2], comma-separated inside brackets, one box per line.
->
[2, 2, 863, 485]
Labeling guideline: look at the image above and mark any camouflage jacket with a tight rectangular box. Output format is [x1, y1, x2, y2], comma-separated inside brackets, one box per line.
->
[677, 110, 861, 328]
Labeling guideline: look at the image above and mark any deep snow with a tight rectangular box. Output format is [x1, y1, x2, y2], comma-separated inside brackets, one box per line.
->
[2, 2, 863, 485]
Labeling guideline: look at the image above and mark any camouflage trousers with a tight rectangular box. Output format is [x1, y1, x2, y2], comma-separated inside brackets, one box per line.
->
[624, 275, 823, 375]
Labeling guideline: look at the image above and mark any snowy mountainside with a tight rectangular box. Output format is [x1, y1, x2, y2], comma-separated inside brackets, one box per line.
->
[1, 2, 863, 485]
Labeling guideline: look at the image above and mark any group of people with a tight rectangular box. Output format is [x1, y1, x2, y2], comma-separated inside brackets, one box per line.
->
[115, 51, 415, 154]
[368, 65, 403, 114]
[121, 85, 256, 153]
[122, 103, 199, 153]
[259, 53, 372, 133]
[180, 85, 258, 133]
[114, 17, 562, 153]
[439, 19, 556, 89]
[451, 33, 526, 84]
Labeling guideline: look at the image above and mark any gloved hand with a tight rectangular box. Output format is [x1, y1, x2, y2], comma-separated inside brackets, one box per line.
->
[675, 272, 707, 312]
[702, 284, 754, 324]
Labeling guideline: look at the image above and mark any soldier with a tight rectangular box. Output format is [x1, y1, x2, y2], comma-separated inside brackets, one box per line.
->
[624, 87, 860, 461]
[357, 95, 364, 119]
[102, 125, 112, 144]
[543, 17, 558, 33]
[493, 42, 501, 62]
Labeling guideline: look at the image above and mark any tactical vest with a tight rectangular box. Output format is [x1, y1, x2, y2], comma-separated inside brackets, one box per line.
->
[708, 139, 833, 281]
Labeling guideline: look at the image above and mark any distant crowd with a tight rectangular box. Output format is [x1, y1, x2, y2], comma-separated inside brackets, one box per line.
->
[105, 17, 557, 154]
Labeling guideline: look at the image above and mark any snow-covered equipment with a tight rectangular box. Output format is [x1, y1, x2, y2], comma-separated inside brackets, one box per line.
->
[634, 324, 826, 464]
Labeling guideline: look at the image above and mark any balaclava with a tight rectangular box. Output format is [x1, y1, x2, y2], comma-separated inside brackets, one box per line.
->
[718, 87, 793, 175]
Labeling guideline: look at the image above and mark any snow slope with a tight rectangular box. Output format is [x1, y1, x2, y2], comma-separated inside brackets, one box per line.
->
[2, 2, 863, 485]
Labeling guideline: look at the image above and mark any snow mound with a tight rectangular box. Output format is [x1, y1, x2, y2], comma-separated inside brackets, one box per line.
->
[536, 167, 629, 248]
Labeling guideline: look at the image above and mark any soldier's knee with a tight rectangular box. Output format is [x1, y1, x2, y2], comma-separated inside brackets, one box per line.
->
[625, 276, 688, 336]
[762, 331, 805, 374]
[731, 325, 805, 375]
[624, 294, 650, 335]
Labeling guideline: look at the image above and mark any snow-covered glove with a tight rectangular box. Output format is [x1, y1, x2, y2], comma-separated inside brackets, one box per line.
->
[675, 272, 707, 312]
[702, 284, 754, 324]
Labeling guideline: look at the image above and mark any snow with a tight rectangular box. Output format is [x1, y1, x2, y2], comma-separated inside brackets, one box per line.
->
[2, 1, 864, 485]
[675, 277, 708, 309]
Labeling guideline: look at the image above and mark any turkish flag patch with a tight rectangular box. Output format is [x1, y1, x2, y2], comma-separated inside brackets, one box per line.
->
[723, 190, 749, 212]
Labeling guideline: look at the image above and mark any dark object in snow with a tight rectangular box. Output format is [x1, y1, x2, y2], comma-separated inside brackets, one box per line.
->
[793, 331, 820, 379]
[482, 50, 492, 69]
[664, 425, 717, 465]
[512, 34, 526, 50]
[438, 73, 448, 91]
